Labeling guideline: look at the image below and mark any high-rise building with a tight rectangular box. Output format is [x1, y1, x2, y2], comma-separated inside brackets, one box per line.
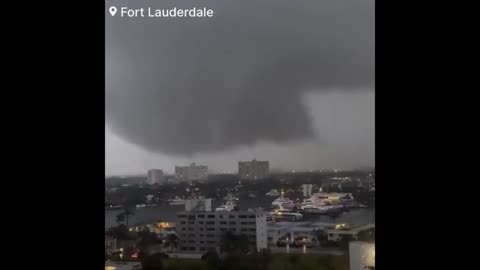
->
[176, 211, 268, 253]
[301, 184, 313, 197]
[238, 159, 269, 180]
[175, 163, 208, 183]
[147, 169, 164, 185]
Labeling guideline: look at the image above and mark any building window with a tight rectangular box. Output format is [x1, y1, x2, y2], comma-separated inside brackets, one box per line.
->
[220, 228, 227, 231]
[189, 221, 195, 224]
[206, 234, 215, 238]
[178, 215, 187, 218]
[199, 228, 204, 231]
[220, 221, 227, 225]
[241, 222, 248, 225]
[239, 215, 247, 218]
[200, 247, 206, 251]
[206, 221, 215, 225]
[189, 247, 195, 251]
[199, 221, 204, 224]
[207, 228, 215, 231]
[208, 215, 215, 218]
[188, 228, 194, 231]
[200, 234, 205, 237]
[180, 221, 186, 224]
[200, 241, 204, 244]
[229, 228, 236, 232]
[248, 215, 255, 218]
[229, 215, 235, 218]
[241, 228, 247, 232]
[188, 240, 195, 243]
[229, 222, 236, 225]
[188, 215, 196, 220]
[197, 214, 205, 218]
[181, 228, 186, 231]
[248, 228, 255, 232]
[219, 215, 223, 218]
[207, 241, 216, 244]
[248, 222, 255, 225]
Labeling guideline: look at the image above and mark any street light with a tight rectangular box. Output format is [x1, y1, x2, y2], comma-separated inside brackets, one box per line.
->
[286, 237, 290, 253]
[361, 245, 375, 268]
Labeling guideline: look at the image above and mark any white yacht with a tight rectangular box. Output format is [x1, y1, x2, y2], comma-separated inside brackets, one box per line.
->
[168, 197, 185, 206]
[271, 197, 295, 209]
[265, 189, 280, 196]
[215, 200, 236, 211]
[268, 208, 303, 221]
[300, 204, 328, 214]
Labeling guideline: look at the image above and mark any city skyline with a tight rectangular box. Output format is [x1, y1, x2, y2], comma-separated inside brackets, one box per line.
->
[105, 0, 374, 176]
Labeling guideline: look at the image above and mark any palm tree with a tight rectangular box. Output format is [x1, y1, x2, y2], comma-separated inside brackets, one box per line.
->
[116, 213, 125, 225]
[123, 207, 134, 227]
[163, 234, 179, 252]
[221, 232, 249, 255]
[106, 224, 129, 241]
[116, 207, 135, 227]
[220, 231, 237, 254]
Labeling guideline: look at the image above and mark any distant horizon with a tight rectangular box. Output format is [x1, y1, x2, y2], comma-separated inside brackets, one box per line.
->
[105, 166, 375, 178]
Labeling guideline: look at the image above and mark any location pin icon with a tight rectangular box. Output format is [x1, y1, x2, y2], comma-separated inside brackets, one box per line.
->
[109, 6, 117, 16]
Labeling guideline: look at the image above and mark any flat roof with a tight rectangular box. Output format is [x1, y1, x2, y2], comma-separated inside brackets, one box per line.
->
[327, 224, 375, 234]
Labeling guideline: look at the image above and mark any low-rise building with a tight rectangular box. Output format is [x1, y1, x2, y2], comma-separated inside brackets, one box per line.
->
[176, 211, 268, 253]
[326, 223, 375, 242]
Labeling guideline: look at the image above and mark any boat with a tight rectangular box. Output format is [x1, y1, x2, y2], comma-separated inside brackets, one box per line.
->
[136, 204, 146, 208]
[268, 208, 303, 221]
[105, 205, 123, 211]
[168, 197, 185, 206]
[223, 193, 239, 201]
[215, 200, 236, 211]
[271, 197, 295, 209]
[299, 204, 328, 214]
[265, 189, 280, 196]
[248, 193, 257, 198]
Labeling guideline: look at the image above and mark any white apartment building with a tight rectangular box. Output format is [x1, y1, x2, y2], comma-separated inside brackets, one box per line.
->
[326, 224, 375, 242]
[176, 211, 268, 253]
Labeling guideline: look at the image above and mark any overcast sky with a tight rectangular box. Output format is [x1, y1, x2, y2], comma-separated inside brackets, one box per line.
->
[105, 0, 375, 176]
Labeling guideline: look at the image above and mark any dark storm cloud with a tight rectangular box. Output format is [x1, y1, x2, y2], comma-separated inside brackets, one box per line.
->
[105, 0, 374, 156]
